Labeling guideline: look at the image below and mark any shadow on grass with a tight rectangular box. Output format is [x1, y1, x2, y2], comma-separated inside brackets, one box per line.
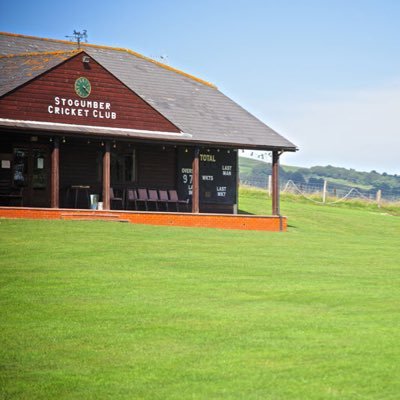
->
[238, 209, 255, 215]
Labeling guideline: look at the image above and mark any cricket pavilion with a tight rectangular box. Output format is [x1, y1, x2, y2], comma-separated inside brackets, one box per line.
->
[0, 32, 297, 231]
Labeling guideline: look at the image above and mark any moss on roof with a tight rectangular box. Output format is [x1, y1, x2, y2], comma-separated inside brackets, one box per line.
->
[0, 32, 216, 89]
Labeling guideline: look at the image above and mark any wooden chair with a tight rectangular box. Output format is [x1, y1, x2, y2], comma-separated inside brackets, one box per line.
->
[136, 188, 149, 211]
[158, 190, 172, 211]
[0, 180, 23, 206]
[110, 188, 124, 209]
[168, 189, 189, 212]
[126, 188, 138, 210]
[147, 189, 159, 211]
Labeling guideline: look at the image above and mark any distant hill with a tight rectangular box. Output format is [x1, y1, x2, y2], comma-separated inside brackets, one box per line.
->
[239, 157, 400, 195]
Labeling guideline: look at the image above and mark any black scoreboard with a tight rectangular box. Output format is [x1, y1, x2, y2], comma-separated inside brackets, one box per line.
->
[177, 148, 237, 204]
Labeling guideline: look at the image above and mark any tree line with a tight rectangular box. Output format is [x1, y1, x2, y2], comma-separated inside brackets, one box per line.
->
[239, 159, 400, 194]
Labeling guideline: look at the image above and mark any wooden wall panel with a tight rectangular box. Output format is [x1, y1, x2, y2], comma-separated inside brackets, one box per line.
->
[137, 145, 176, 189]
[59, 142, 102, 207]
[59, 142, 177, 206]
[0, 52, 180, 133]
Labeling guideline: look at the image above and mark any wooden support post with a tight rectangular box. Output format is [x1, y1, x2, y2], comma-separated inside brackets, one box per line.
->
[191, 147, 200, 213]
[102, 142, 111, 210]
[51, 137, 60, 208]
[272, 151, 280, 215]
[234, 149, 239, 214]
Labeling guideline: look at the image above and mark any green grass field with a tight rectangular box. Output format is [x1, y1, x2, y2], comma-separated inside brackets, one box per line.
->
[1, 189, 400, 399]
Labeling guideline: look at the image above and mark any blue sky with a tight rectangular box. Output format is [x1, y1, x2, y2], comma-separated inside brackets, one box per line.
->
[1, 0, 400, 173]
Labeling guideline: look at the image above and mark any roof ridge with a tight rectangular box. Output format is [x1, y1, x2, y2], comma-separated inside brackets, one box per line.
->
[0, 32, 217, 89]
[0, 49, 81, 59]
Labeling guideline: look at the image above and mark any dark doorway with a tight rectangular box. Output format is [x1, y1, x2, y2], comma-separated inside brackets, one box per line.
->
[13, 143, 50, 207]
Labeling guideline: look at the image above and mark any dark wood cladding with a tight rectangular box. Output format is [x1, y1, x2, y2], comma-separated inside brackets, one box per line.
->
[1, 131, 238, 213]
[200, 204, 235, 214]
[59, 141, 176, 206]
[0, 52, 181, 133]
[137, 145, 176, 188]
[59, 142, 102, 207]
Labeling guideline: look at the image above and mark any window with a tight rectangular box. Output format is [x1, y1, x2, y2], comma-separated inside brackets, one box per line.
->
[13, 148, 28, 187]
[111, 149, 136, 183]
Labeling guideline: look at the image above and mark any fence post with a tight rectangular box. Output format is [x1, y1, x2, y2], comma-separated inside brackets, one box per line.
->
[376, 189, 382, 208]
[268, 175, 272, 197]
[322, 180, 328, 203]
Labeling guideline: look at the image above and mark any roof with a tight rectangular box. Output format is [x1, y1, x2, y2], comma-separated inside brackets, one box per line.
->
[0, 32, 297, 151]
[0, 50, 79, 96]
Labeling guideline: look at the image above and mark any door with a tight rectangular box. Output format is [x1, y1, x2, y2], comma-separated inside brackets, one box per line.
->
[13, 144, 50, 207]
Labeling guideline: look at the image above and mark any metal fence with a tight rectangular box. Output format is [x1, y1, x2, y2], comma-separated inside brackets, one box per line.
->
[240, 178, 400, 204]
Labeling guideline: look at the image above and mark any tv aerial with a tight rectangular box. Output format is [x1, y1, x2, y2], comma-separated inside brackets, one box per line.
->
[65, 30, 88, 49]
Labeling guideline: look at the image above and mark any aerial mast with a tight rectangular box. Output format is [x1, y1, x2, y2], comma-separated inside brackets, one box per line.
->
[65, 30, 88, 49]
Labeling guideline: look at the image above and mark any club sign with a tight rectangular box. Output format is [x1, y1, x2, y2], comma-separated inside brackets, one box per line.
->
[47, 77, 117, 120]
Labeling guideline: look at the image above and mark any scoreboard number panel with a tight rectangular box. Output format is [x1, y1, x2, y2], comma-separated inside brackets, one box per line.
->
[177, 148, 237, 204]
